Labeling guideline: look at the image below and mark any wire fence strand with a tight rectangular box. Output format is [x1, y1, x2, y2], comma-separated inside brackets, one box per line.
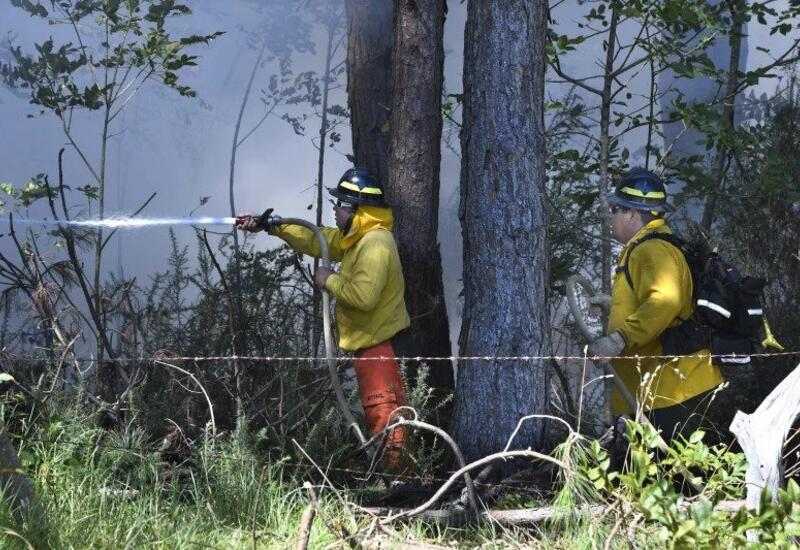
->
[3, 350, 800, 364]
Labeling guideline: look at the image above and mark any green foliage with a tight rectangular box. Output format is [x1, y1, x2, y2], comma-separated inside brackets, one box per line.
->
[574, 420, 800, 548]
[1, 0, 222, 110]
[400, 362, 451, 473]
[0, 402, 337, 548]
[0, 175, 53, 209]
[277, 0, 348, 153]
[689, 73, 800, 414]
[546, 90, 600, 293]
[547, 0, 800, 299]
[0, 0, 222, 404]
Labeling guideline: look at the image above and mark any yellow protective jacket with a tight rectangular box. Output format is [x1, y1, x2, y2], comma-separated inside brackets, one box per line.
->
[608, 219, 723, 415]
[270, 205, 410, 352]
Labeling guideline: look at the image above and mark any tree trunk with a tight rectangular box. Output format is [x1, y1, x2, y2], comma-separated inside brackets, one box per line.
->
[345, 0, 394, 185]
[0, 430, 42, 520]
[453, 0, 551, 462]
[598, 8, 619, 296]
[386, 0, 454, 401]
[311, 16, 337, 360]
[596, 8, 619, 427]
[701, 0, 744, 234]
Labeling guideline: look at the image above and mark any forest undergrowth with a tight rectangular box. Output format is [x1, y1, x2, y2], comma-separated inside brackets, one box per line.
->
[1, 388, 800, 549]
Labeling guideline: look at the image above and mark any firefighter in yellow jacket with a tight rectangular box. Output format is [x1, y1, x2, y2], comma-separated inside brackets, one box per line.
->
[236, 168, 410, 468]
[588, 169, 724, 442]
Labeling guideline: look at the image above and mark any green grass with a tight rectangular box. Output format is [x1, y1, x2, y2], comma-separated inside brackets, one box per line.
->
[0, 429, 644, 549]
[0, 413, 348, 549]
[0, 405, 790, 549]
[1, 453, 331, 548]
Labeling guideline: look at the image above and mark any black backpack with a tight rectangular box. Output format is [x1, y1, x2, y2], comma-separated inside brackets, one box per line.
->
[619, 232, 766, 366]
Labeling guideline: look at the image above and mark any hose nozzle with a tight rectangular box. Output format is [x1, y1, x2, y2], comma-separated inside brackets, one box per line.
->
[258, 208, 281, 230]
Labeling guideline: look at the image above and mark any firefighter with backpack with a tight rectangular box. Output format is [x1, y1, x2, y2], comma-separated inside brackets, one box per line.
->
[587, 169, 726, 442]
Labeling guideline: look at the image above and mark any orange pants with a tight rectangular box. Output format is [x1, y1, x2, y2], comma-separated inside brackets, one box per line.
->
[354, 340, 408, 470]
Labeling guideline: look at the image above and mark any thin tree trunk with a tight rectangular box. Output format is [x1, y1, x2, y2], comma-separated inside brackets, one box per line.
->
[94, 23, 111, 398]
[386, 0, 454, 401]
[311, 15, 336, 358]
[598, 8, 619, 296]
[228, 43, 266, 426]
[0, 431, 42, 520]
[596, 8, 619, 427]
[345, 0, 394, 185]
[453, 0, 551, 463]
[646, 26, 657, 170]
[701, 0, 744, 234]
[230, 43, 267, 279]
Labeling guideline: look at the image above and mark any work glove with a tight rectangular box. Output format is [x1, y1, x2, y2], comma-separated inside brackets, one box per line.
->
[314, 266, 335, 289]
[235, 208, 275, 232]
[587, 331, 626, 360]
[587, 293, 612, 318]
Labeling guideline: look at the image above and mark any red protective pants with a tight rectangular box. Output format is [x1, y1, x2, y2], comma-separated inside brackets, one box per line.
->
[354, 340, 407, 470]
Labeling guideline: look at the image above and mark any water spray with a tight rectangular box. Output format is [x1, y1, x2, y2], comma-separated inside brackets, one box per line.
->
[4, 210, 370, 452]
[7, 216, 237, 229]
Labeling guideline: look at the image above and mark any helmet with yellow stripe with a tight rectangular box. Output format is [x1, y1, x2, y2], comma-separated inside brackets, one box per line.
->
[609, 168, 668, 214]
[328, 167, 388, 207]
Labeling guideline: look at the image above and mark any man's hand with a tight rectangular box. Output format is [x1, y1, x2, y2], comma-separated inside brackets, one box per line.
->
[235, 208, 274, 232]
[235, 211, 263, 232]
[587, 331, 626, 359]
[588, 293, 612, 318]
[315, 266, 335, 289]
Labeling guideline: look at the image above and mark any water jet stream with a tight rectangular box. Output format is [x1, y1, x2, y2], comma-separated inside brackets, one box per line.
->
[6, 217, 237, 229]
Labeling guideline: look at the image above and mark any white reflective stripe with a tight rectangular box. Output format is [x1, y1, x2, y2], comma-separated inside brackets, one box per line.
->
[696, 299, 732, 318]
[720, 356, 751, 364]
[747, 308, 763, 316]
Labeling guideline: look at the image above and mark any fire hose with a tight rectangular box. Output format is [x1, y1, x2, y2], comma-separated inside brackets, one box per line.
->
[259, 211, 369, 449]
[566, 275, 642, 416]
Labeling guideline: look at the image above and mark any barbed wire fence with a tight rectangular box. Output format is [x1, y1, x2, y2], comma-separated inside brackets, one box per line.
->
[5, 350, 800, 364]
[3, 350, 799, 483]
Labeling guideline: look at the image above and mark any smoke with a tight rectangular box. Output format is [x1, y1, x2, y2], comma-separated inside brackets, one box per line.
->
[0, 0, 349, 281]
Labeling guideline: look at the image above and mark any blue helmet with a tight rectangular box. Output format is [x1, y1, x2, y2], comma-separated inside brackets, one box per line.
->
[609, 168, 668, 213]
[328, 167, 388, 207]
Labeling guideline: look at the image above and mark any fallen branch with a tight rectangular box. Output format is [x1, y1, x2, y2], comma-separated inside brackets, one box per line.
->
[360, 409, 480, 514]
[361, 538, 452, 550]
[364, 499, 747, 528]
[153, 360, 217, 440]
[304, 482, 359, 550]
[380, 449, 568, 525]
[295, 504, 316, 550]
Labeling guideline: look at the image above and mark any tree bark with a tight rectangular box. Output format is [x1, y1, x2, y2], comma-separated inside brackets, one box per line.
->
[311, 15, 337, 360]
[596, 8, 619, 427]
[345, 0, 394, 185]
[386, 0, 454, 399]
[701, 0, 744, 234]
[0, 430, 42, 520]
[453, 0, 551, 462]
[598, 8, 619, 297]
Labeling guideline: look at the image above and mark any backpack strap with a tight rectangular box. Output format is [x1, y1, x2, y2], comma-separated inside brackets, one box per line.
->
[617, 232, 685, 290]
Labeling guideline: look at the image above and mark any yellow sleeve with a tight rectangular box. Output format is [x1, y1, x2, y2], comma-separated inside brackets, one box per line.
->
[269, 224, 345, 262]
[617, 244, 685, 348]
[325, 236, 389, 311]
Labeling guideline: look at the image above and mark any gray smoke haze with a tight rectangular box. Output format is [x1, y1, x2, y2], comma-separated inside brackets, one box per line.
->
[0, 1, 353, 271]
